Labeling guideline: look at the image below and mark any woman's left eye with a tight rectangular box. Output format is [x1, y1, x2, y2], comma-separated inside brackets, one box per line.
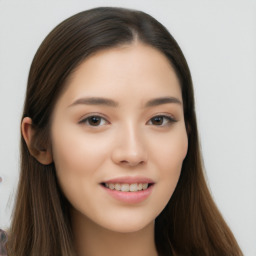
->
[79, 115, 108, 127]
[147, 115, 177, 126]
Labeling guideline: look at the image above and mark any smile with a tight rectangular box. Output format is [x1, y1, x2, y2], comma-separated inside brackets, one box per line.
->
[100, 178, 154, 204]
[103, 183, 150, 192]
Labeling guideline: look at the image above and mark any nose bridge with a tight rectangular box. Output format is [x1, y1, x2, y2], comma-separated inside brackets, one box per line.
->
[124, 121, 143, 151]
[112, 120, 147, 166]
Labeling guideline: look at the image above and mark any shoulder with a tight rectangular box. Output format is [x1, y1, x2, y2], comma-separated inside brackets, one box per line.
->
[0, 229, 8, 256]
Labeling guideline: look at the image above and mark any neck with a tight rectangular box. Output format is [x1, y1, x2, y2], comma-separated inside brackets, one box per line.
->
[71, 209, 158, 256]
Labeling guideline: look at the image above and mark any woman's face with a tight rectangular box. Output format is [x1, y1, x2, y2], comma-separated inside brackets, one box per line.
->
[51, 42, 188, 233]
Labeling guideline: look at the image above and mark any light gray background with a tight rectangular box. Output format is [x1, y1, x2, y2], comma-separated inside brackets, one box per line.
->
[0, 0, 255, 255]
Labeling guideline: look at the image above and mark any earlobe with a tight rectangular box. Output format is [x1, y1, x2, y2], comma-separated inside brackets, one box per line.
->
[21, 117, 53, 165]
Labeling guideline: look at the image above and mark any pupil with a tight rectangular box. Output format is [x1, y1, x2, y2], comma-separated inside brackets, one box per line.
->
[153, 117, 163, 125]
[89, 116, 100, 126]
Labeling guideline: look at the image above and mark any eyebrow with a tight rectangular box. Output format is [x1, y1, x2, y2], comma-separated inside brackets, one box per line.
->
[145, 97, 182, 107]
[69, 97, 118, 107]
[68, 96, 182, 108]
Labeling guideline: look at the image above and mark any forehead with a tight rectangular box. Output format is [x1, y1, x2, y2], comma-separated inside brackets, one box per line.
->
[57, 42, 182, 107]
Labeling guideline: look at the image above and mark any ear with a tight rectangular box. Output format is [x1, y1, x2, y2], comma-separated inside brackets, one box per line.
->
[21, 117, 53, 165]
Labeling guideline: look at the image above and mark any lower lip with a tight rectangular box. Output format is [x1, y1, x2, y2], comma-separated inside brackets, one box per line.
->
[101, 184, 154, 204]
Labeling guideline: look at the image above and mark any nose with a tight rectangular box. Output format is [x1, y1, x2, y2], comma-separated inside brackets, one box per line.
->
[111, 124, 148, 167]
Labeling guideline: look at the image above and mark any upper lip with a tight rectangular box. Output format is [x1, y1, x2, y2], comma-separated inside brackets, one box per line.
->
[102, 176, 154, 184]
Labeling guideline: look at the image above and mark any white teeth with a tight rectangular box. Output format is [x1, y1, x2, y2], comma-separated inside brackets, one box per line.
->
[138, 183, 143, 191]
[129, 183, 137, 192]
[121, 184, 130, 192]
[114, 183, 121, 190]
[109, 184, 115, 190]
[142, 183, 148, 190]
[104, 183, 150, 192]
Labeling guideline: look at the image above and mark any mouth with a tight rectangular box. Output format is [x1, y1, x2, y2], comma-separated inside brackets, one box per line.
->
[100, 177, 155, 204]
[101, 182, 154, 192]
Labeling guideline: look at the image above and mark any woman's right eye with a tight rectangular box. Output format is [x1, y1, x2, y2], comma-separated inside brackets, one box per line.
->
[79, 115, 109, 127]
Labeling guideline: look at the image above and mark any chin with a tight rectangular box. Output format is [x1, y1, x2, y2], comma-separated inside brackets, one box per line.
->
[100, 216, 155, 234]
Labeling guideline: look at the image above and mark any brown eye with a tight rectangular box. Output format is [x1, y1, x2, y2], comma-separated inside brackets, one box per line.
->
[79, 115, 108, 127]
[148, 115, 176, 126]
[88, 116, 101, 126]
[151, 116, 164, 125]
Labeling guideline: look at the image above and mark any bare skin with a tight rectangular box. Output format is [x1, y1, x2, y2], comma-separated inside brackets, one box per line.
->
[22, 42, 188, 256]
[72, 210, 157, 256]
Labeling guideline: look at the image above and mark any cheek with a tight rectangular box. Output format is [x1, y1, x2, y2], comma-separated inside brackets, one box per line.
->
[151, 125, 188, 172]
[50, 125, 113, 198]
[151, 125, 188, 198]
[52, 124, 110, 172]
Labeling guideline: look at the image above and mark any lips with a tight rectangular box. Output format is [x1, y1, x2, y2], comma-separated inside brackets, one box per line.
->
[102, 176, 154, 184]
[100, 176, 155, 204]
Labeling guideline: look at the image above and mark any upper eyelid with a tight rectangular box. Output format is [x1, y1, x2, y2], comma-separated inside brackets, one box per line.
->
[78, 113, 109, 122]
[147, 114, 177, 124]
[78, 112, 176, 119]
[149, 113, 177, 121]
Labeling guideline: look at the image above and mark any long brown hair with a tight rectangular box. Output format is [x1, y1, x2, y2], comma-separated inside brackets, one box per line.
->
[7, 7, 243, 256]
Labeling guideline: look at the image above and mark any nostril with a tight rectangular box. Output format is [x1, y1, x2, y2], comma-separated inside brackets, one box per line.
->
[120, 159, 145, 167]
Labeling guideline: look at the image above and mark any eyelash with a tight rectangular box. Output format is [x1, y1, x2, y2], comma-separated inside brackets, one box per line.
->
[147, 115, 177, 126]
[79, 114, 177, 127]
[79, 115, 109, 127]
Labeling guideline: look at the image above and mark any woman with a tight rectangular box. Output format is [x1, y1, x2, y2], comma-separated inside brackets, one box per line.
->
[2, 7, 242, 256]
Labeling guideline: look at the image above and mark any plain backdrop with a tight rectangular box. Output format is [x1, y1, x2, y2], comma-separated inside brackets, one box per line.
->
[0, 0, 255, 255]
